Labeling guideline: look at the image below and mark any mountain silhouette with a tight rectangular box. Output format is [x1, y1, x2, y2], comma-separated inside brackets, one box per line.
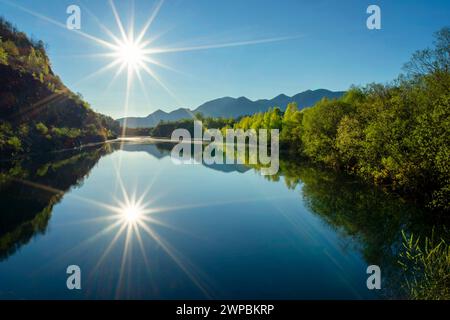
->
[117, 89, 345, 128]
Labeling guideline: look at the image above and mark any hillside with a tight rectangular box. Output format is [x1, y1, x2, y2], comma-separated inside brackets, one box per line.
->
[0, 18, 119, 157]
[117, 89, 345, 128]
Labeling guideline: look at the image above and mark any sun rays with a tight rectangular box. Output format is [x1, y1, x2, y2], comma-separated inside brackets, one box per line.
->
[0, 0, 300, 124]
[0, 0, 302, 299]
[101, 0, 166, 87]
[115, 41, 145, 68]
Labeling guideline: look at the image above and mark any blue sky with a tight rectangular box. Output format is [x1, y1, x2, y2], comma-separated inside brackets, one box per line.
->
[0, 0, 449, 118]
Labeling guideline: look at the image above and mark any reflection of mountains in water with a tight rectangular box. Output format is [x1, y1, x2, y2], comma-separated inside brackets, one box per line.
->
[0, 142, 442, 298]
[114, 143, 439, 268]
[0, 142, 253, 261]
[115, 142, 251, 174]
[0, 145, 112, 261]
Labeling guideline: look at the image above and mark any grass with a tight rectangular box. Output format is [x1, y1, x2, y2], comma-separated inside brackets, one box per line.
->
[398, 229, 450, 300]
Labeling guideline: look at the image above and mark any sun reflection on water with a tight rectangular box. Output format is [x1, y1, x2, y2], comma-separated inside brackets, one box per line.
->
[71, 165, 213, 299]
[121, 203, 142, 223]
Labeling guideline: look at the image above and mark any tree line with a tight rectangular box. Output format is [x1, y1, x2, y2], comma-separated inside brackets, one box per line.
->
[231, 27, 449, 213]
[141, 28, 449, 213]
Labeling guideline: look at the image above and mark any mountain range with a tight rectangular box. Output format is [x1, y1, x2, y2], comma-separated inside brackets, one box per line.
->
[117, 89, 345, 128]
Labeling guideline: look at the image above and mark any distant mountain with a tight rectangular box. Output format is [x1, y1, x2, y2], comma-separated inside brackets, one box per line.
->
[119, 108, 192, 128]
[194, 96, 257, 118]
[117, 89, 345, 128]
[118, 143, 251, 174]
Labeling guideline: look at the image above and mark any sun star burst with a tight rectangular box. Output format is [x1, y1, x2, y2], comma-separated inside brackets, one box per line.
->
[2, 0, 297, 124]
[115, 39, 146, 69]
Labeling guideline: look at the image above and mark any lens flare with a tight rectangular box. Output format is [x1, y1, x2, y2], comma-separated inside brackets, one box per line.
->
[116, 41, 145, 68]
[121, 202, 143, 223]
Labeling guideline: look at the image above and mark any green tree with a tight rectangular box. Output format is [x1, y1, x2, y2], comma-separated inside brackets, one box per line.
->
[2, 40, 19, 57]
[280, 102, 303, 150]
[301, 99, 353, 167]
[7, 136, 22, 152]
[0, 38, 7, 65]
[35, 122, 49, 135]
[269, 107, 282, 129]
[404, 27, 450, 87]
[336, 115, 363, 169]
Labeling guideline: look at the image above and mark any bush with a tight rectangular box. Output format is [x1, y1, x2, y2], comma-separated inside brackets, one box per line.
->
[7, 136, 22, 152]
[2, 40, 18, 57]
[0, 45, 7, 65]
[35, 122, 48, 135]
[301, 99, 354, 167]
[52, 127, 81, 139]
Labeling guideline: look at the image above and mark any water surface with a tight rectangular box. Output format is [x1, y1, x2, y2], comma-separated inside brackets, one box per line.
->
[0, 141, 434, 299]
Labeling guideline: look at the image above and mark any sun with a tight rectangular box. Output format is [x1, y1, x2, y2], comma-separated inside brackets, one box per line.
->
[116, 40, 145, 69]
[121, 202, 144, 224]
[3, 0, 296, 125]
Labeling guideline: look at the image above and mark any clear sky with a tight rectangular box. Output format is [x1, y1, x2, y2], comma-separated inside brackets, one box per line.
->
[0, 0, 449, 118]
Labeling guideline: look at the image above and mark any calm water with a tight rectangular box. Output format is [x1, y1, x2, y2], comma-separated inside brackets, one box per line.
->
[0, 141, 435, 299]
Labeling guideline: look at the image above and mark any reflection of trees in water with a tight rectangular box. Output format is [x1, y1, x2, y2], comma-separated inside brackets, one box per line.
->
[0, 145, 113, 260]
[114, 141, 251, 173]
[1, 141, 445, 296]
[116, 141, 443, 266]
[255, 158, 448, 298]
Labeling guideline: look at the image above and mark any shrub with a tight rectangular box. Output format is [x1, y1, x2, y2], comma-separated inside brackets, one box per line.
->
[0, 45, 7, 65]
[6, 136, 22, 151]
[35, 122, 48, 135]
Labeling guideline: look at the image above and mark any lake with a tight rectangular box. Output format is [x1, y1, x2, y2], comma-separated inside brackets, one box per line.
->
[0, 140, 437, 299]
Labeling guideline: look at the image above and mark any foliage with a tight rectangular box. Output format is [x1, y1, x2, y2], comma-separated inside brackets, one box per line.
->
[121, 127, 152, 137]
[149, 115, 235, 138]
[0, 39, 7, 65]
[114, 27, 450, 212]
[35, 122, 48, 135]
[398, 230, 450, 299]
[234, 107, 283, 132]
[0, 145, 112, 260]
[301, 99, 354, 167]
[0, 17, 53, 84]
[0, 17, 120, 157]
[218, 27, 450, 212]
[6, 136, 21, 152]
[280, 102, 303, 151]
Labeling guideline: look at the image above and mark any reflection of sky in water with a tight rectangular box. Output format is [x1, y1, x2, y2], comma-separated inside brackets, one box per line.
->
[0, 143, 403, 299]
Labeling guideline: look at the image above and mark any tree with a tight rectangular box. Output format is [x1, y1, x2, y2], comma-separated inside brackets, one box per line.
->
[336, 115, 363, 169]
[2, 40, 18, 57]
[284, 102, 299, 120]
[280, 102, 302, 149]
[403, 27, 450, 91]
[36, 122, 49, 135]
[268, 107, 282, 129]
[410, 94, 450, 210]
[195, 112, 205, 122]
[0, 38, 7, 65]
[0, 47, 7, 65]
[301, 99, 353, 167]
[7, 136, 22, 152]
[404, 27, 449, 77]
